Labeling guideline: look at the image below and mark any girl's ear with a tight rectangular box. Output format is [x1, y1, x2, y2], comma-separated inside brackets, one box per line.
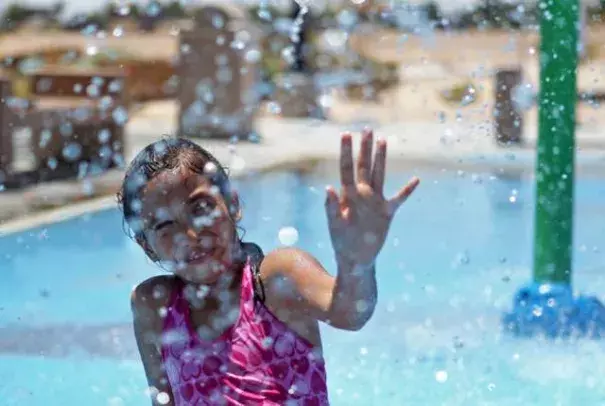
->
[229, 190, 242, 222]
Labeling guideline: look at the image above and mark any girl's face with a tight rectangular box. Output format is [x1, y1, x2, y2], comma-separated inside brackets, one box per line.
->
[139, 168, 240, 284]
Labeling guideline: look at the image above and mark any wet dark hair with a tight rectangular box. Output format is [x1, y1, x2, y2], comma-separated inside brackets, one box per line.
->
[117, 137, 235, 261]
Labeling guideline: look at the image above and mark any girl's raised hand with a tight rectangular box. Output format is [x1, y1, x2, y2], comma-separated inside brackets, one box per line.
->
[325, 129, 420, 266]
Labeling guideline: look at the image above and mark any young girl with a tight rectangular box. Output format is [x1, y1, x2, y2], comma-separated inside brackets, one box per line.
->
[118, 129, 419, 405]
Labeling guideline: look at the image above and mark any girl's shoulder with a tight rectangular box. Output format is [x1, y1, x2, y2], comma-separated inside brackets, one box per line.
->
[131, 274, 179, 316]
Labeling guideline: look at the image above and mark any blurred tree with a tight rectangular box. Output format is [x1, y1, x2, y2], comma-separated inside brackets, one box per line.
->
[1, 3, 35, 28]
[88, 12, 110, 28]
[103, 2, 139, 19]
[163, 1, 186, 18]
[425, 1, 442, 22]
[50, 1, 65, 18]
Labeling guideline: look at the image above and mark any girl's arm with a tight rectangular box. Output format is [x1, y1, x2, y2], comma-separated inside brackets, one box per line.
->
[261, 248, 377, 331]
[131, 276, 175, 406]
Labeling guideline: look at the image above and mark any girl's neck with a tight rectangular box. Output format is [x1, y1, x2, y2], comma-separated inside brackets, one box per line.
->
[182, 265, 243, 312]
[182, 246, 247, 301]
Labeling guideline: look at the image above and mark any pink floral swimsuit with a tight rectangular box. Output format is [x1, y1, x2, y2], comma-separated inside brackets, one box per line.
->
[161, 260, 329, 405]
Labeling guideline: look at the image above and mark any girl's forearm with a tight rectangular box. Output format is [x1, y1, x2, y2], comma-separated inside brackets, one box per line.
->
[327, 258, 377, 331]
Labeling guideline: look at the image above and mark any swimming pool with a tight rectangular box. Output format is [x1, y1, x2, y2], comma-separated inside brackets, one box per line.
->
[1, 165, 605, 405]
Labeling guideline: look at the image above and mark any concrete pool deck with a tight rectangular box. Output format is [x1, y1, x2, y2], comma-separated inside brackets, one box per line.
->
[1, 100, 605, 233]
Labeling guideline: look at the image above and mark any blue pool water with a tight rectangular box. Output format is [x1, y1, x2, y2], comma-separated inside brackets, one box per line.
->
[1, 167, 605, 405]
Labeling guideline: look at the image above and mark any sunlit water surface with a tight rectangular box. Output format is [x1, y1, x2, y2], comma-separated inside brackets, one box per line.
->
[1, 168, 605, 405]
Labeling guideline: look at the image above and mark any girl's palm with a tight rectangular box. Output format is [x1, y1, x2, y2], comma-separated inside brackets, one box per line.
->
[325, 129, 419, 265]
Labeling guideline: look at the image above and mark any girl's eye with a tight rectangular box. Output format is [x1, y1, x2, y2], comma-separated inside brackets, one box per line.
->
[155, 221, 174, 231]
[193, 200, 214, 215]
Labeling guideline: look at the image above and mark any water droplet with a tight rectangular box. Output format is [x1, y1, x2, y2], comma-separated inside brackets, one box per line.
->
[487, 383, 496, 391]
[204, 162, 218, 176]
[267, 102, 281, 115]
[212, 14, 225, 29]
[337, 9, 358, 31]
[118, 5, 130, 16]
[363, 232, 377, 245]
[107, 397, 124, 406]
[156, 392, 170, 405]
[435, 370, 448, 383]
[456, 251, 470, 265]
[245, 49, 261, 63]
[216, 68, 233, 83]
[99, 145, 113, 162]
[356, 299, 369, 312]
[262, 336, 274, 349]
[146, 2, 161, 17]
[39, 129, 52, 148]
[247, 132, 261, 143]
[47, 157, 58, 170]
[281, 46, 295, 65]
[112, 106, 129, 125]
[532, 306, 543, 317]
[512, 83, 536, 111]
[471, 174, 483, 184]
[62, 143, 82, 161]
[360, 347, 368, 356]
[81, 24, 98, 36]
[86, 84, 100, 98]
[231, 39, 246, 51]
[278, 227, 299, 246]
[109, 80, 122, 93]
[82, 179, 94, 195]
[257, 8, 272, 21]
[86, 45, 98, 56]
[196, 285, 210, 299]
[97, 129, 111, 143]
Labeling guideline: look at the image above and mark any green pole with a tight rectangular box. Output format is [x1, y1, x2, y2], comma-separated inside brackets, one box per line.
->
[533, 0, 579, 284]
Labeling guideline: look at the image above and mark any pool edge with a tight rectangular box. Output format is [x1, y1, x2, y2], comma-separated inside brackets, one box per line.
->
[0, 196, 118, 236]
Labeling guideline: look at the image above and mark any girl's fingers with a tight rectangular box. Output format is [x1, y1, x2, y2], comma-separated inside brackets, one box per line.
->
[388, 177, 420, 215]
[357, 129, 373, 185]
[340, 133, 355, 192]
[325, 185, 341, 220]
[371, 138, 387, 194]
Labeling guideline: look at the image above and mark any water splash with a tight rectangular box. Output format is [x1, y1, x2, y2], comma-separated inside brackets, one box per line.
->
[278, 226, 299, 246]
[435, 370, 448, 383]
[291, 0, 310, 45]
